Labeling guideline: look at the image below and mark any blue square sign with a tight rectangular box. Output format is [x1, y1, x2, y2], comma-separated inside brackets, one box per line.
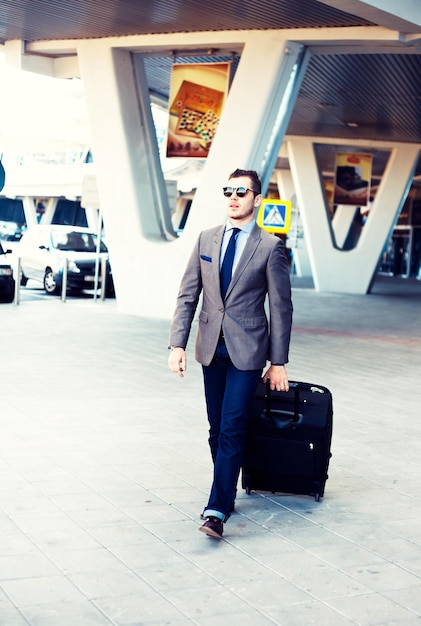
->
[257, 199, 291, 234]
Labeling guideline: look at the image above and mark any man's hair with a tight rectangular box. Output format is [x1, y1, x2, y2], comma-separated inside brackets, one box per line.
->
[228, 168, 262, 195]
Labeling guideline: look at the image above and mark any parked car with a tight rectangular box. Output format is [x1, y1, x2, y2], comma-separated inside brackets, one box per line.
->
[18, 225, 114, 296]
[0, 242, 15, 303]
[0, 220, 26, 242]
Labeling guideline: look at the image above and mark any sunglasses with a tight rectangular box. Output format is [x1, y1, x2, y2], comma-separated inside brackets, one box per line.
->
[223, 186, 255, 198]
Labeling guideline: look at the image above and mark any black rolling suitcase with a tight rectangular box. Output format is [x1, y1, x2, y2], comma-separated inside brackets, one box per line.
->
[242, 380, 333, 501]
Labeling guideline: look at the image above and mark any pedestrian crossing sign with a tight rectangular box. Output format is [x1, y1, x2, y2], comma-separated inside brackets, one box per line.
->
[257, 199, 292, 234]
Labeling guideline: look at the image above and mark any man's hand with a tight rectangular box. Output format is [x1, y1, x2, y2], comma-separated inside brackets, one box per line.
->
[168, 347, 186, 378]
[262, 364, 289, 392]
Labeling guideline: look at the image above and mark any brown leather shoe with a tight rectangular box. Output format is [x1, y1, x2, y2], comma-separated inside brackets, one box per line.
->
[199, 516, 223, 539]
[200, 502, 235, 520]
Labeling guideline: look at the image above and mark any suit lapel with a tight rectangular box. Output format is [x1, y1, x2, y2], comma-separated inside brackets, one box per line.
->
[212, 226, 225, 296]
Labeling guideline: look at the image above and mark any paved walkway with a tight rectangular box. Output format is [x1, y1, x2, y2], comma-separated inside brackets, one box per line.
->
[1, 275, 421, 625]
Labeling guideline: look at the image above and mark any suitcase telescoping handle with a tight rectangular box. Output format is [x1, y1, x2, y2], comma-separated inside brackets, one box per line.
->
[264, 381, 303, 429]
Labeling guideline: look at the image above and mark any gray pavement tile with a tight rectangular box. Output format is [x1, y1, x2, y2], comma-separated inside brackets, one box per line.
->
[18, 525, 103, 553]
[264, 524, 360, 551]
[385, 518, 421, 542]
[0, 495, 62, 519]
[148, 485, 208, 504]
[94, 591, 190, 624]
[0, 588, 17, 610]
[187, 551, 291, 586]
[224, 524, 309, 556]
[121, 503, 191, 524]
[138, 560, 225, 592]
[125, 621, 194, 626]
[57, 504, 136, 529]
[382, 586, 421, 618]
[85, 487, 164, 510]
[321, 522, 401, 548]
[0, 514, 21, 534]
[6, 511, 86, 536]
[87, 523, 163, 549]
[1, 575, 86, 608]
[30, 478, 100, 498]
[21, 600, 114, 625]
[46, 547, 131, 576]
[341, 562, 421, 593]
[308, 544, 389, 569]
[228, 577, 315, 608]
[397, 559, 421, 577]
[0, 531, 40, 557]
[194, 612, 280, 625]
[256, 549, 337, 579]
[0, 607, 30, 626]
[161, 585, 262, 620]
[285, 568, 380, 600]
[0, 552, 61, 581]
[326, 592, 418, 625]
[106, 542, 194, 572]
[370, 539, 421, 564]
[380, 621, 421, 626]
[49, 492, 123, 512]
[258, 599, 357, 625]
[238, 501, 319, 529]
[67, 568, 154, 601]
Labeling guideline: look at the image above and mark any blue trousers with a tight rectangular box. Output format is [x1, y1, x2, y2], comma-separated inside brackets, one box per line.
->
[202, 340, 262, 522]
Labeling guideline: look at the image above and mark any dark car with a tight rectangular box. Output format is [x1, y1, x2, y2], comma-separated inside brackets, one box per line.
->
[18, 225, 114, 296]
[0, 242, 15, 303]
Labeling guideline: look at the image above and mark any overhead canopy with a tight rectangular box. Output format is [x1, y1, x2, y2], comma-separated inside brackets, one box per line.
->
[1, 0, 421, 178]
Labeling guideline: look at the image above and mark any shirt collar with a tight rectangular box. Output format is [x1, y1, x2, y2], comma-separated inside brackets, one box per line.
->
[225, 219, 255, 234]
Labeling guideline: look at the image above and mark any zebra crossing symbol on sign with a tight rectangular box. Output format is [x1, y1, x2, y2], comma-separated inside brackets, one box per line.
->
[257, 199, 292, 234]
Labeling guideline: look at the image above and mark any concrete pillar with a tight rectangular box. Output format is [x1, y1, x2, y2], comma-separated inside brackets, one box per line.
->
[288, 137, 420, 293]
[276, 169, 311, 277]
[40, 198, 57, 224]
[332, 205, 360, 249]
[76, 33, 304, 317]
[183, 33, 303, 236]
[21, 197, 38, 227]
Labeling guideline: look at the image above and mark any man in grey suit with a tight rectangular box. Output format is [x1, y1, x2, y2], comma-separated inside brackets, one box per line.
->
[168, 168, 293, 539]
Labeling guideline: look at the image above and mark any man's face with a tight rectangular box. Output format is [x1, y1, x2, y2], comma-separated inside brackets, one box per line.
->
[225, 176, 262, 225]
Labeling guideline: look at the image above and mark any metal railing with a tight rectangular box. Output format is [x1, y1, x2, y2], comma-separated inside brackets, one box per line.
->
[14, 256, 110, 305]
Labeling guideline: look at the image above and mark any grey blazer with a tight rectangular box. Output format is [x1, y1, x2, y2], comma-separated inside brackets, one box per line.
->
[169, 222, 293, 370]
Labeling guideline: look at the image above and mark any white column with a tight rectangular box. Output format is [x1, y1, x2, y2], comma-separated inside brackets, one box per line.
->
[288, 137, 420, 293]
[332, 205, 360, 249]
[40, 198, 57, 224]
[276, 168, 311, 277]
[185, 33, 302, 236]
[21, 197, 38, 227]
[75, 34, 304, 317]
[76, 42, 171, 314]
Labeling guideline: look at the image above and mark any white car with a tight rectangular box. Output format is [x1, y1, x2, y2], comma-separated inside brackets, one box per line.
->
[18, 225, 114, 296]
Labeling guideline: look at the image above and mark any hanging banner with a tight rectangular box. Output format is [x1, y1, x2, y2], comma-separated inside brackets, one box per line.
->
[166, 62, 230, 158]
[257, 199, 292, 234]
[333, 153, 372, 206]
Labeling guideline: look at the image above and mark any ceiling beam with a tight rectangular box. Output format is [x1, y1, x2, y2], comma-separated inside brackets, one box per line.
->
[318, 0, 421, 32]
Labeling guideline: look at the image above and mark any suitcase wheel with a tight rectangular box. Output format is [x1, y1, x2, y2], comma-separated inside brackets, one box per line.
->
[243, 473, 251, 495]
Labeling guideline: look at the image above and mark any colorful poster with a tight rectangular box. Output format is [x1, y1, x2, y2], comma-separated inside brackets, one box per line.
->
[333, 153, 372, 206]
[166, 62, 230, 158]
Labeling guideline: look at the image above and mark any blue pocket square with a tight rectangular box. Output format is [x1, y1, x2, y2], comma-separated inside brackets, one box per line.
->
[200, 255, 212, 262]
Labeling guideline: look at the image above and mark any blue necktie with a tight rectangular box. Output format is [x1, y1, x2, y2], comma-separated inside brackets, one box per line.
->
[220, 228, 240, 299]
